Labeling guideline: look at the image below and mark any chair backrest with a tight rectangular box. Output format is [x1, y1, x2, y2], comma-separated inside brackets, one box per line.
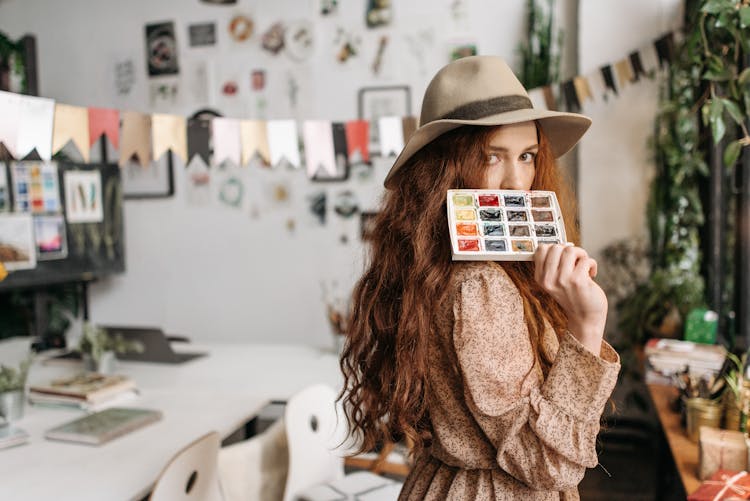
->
[283, 384, 348, 501]
[218, 418, 288, 501]
[150, 431, 223, 501]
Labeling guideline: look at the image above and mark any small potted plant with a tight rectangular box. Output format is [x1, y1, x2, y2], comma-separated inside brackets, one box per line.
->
[77, 323, 143, 374]
[0, 355, 32, 423]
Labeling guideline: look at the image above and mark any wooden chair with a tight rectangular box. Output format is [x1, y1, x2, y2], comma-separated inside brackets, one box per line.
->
[150, 431, 223, 501]
[344, 437, 413, 479]
[283, 384, 402, 501]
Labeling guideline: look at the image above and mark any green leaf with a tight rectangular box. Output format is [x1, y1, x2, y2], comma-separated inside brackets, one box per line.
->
[739, 68, 750, 86]
[721, 98, 745, 125]
[724, 140, 742, 167]
[701, 0, 728, 14]
[740, 6, 750, 28]
[709, 98, 726, 144]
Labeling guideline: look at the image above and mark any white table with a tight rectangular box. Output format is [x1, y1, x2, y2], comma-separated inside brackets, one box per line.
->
[0, 337, 343, 501]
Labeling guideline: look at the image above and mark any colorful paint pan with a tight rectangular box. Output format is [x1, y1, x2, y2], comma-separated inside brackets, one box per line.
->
[447, 189, 567, 261]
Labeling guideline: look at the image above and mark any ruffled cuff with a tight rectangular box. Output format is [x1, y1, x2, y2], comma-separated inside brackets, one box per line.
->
[541, 332, 620, 422]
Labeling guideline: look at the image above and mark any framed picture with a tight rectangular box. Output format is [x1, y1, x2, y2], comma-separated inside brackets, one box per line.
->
[121, 151, 175, 199]
[357, 85, 411, 156]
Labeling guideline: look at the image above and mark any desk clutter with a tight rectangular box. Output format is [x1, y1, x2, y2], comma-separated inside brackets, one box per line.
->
[28, 372, 139, 411]
[44, 407, 162, 446]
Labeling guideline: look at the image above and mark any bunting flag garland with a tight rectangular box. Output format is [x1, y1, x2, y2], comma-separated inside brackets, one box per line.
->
[267, 119, 301, 168]
[17, 95, 55, 160]
[0, 30, 681, 182]
[302, 120, 337, 179]
[614, 58, 635, 89]
[344, 120, 369, 164]
[52, 103, 90, 162]
[152, 113, 187, 162]
[88, 108, 120, 150]
[629, 51, 646, 81]
[240, 119, 271, 166]
[561, 80, 580, 113]
[119, 110, 151, 167]
[600, 65, 618, 96]
[187, 117, 211, 165]
[211, 117, 242, 167]
[573, 76, 593, 105]
[0, 91, 21, 157]
[378, 116, 405, 157]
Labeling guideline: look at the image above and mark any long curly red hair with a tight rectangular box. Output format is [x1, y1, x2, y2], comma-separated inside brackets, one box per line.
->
[338, 123, 580, 457]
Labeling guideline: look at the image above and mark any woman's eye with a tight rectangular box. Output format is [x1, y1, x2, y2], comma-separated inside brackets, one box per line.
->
[520, 152, 536, 162]
[487, 154, 500, 165]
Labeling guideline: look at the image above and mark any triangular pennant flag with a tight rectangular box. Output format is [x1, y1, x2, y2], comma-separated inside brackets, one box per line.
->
[267, 119, 301, 168]
[614, 58, 635, 89]
[53, 103, 90, 162]
[119, 110, 152, 167]
[378, 116, 404, 157]
[654, 32, 675, 68]
[212, 117, 241, 167]
[527, 87, 548, 110]
[572, 76, 593, 105]
[88, 108, 120, 150]
[600, 65, 618, 95]
[639, 43, 660, 74]
[561, 80, 581, 113]
[239, 119, 271, 166]
[402, 116, 417, 143]
[17, 95, 54, 160]
[331, 122, 349, 173]
[152, 113, 187, 163]
[344, 120, 369, 164]
[542, 85, 557, 111]
[0, 90, 21, 158]
[302, 120, 337, 179]
[629, 51, 646, 81]
[585, 68, 608, 101]
[187, 117, 211, 165]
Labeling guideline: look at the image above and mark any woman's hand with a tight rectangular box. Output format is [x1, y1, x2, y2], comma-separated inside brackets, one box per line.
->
[533, 243, 607, 355]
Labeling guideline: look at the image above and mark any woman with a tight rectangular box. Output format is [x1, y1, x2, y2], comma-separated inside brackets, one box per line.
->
[339, 56, 620, 500]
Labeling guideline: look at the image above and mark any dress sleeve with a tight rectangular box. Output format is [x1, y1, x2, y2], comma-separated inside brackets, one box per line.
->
[452, 267, 620, 491]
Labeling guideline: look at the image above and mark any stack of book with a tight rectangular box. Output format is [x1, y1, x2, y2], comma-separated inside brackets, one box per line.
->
[0, 425, 30, 450]
[28, 372, 139, 411]
[644, 338, 727, 384]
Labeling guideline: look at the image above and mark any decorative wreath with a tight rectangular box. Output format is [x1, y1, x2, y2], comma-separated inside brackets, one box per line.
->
[228, 15, 254, 42]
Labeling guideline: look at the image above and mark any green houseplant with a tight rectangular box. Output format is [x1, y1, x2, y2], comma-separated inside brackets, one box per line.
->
[516, 0, 563, 89]
[77, 323, 143, 374]
[0, 355, 32, 422]
[618, 0, 750, 347]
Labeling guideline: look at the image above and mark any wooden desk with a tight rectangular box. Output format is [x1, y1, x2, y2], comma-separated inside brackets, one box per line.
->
[0, 337, 343, 501]
[647, 383, 701, 495]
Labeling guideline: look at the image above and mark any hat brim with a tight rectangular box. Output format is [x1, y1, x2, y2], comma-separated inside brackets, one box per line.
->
[383, 109, 592, 189]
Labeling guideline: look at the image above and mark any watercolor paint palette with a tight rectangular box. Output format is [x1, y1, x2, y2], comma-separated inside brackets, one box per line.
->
[447, 189, 567, 261]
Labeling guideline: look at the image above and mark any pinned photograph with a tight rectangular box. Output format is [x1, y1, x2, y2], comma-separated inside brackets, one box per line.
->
[34, 214, 67, 260]
[0, 164, 8, 212]
[145, 21, 180, 76]
[64, 170, 103, 223]
[366, 0, 392, 28]
[0, 214, 36, 271]
[189, 22, 216, 47]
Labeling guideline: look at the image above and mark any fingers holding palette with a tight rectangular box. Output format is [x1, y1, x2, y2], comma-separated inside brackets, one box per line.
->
[447, 189, 567, 261]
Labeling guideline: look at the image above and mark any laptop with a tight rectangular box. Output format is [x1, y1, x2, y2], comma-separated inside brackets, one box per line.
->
[52, 326, 207, 364]
[100, 326, 207, 364]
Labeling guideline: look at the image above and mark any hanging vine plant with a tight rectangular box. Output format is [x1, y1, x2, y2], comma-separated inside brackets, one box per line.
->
[617, 0, 750, 347]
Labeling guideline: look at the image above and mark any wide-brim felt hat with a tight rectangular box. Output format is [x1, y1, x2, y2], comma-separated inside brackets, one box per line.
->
[383, 56, 592, 189]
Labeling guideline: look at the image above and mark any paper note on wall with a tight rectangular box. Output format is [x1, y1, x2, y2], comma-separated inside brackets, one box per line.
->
[63, 170, 103, 223]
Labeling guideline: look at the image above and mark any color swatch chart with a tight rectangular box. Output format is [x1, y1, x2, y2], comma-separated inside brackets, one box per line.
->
[447, 189, 567, 261]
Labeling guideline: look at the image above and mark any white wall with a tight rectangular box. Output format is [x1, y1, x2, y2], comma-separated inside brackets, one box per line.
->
[0, 0, 675, 347]
[578, 0, 683, 256]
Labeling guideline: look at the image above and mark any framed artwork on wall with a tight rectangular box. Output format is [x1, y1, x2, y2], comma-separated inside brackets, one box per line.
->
[357, 85, 411, 157]
[121, 151, 175, 199]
